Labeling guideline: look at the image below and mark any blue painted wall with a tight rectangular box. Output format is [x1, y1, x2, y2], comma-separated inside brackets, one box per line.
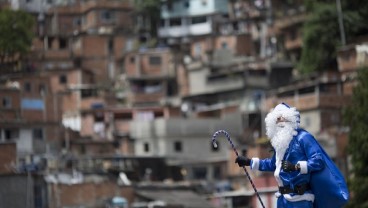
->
[21, 99, 44, 110]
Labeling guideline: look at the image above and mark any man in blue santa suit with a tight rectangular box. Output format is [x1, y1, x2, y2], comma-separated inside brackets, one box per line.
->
[236, 103, 349, 208]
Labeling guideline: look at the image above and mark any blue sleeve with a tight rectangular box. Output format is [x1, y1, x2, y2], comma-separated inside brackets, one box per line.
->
[251, 153, 276, 172]
[299, 133, 325, 173]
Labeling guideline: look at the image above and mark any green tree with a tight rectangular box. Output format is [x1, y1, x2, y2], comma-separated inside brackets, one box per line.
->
[298, 2, 340, 74]
[0, 9, 34, 68]
[343, 68, 368, 207]
[134, 0, 161, 38]
[298, 1, 368, 74]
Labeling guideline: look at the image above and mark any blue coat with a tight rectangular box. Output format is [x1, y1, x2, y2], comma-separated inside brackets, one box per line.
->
[253, 129, 349, 208]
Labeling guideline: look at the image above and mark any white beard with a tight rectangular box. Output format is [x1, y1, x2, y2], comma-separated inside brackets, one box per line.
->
[270, 122, 296, 159]
[265, 106, 299, 155]
[264, 103, 300, 186]
[267, 122, 297, 186]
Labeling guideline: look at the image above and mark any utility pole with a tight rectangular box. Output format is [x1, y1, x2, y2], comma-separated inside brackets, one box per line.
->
[336, 0, 346, 45]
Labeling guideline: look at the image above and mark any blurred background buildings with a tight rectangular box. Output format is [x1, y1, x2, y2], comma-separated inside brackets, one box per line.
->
[0, 0, 367, 207]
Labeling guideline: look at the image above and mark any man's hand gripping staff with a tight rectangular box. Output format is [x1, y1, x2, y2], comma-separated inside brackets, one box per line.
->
[212, 130, 265, 208]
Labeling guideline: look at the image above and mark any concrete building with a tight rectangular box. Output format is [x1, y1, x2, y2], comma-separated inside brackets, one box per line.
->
[0, 143, 17, 174]
[158, 0, 229, 45]
[0, 174, 47, 208]
[0, 73, 64, 161]
[130, 109, 243, 182]
[271, 0, 306, 61]
[124, 47, 178, 107]
[264, 71, 351, 174]
[1, 0, 363, 207]
[337, 41, 368, 95]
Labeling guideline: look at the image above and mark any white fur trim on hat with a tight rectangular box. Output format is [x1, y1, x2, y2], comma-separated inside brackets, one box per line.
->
[267, 103, 300, 128]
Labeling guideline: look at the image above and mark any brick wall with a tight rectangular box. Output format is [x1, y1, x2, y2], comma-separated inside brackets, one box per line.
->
[337, 48, 357, 72]
[0, 88, 21, 120]
[49, 182, 134, 208]
[125, 49, 174, 77]
[80, 113, 94, 137]
[190, 37, 212, 60]
[0, 143, 17, 174]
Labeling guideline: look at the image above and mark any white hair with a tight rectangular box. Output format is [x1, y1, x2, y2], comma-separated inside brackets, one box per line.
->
[265, 103, 300, 169]
[265, 103, 301, 187]
[265, 103, 300, 140]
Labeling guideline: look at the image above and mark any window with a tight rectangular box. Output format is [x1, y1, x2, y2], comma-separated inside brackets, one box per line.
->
[73, 17, 81, 26]
[298, 86, 315, 95]
[2, 97, 11, 108]
[108, 39, 114, 53]
[174, 141, 182, 152]
[81, 89, 98, 98]
[47, 37, 54, 50]
[214, 165, 221, 179]
[167, 1, 173, 11]
[149, 56, 162, 65]
[101, 10, 115, 22]
[59, 75, 67, 84]
[4, 129, 19, 140]
[194, 44, 201, 57]
[169, 18, 181, 26]
[33, 128, 44, 140]
[160, 19, 166, 27]
[94, 112, 104, 122]
[24, 82, 31, 92]
[115, 112, 133, 120]
[232, 22, 239, 31]
[341, 53, 350, 61]
[59, 38, 67, 49]
[39, 84, 47, 95]
[191, 16, 207, 24]
[184, 0, 190, 8]
[80, 145, 86, 154]
[221, 42, 228, 49]
[192, 167, 207, 179]
[144, 142, 150, 152]
[130, 56, 135, 63]
[289, 29, 297, 41]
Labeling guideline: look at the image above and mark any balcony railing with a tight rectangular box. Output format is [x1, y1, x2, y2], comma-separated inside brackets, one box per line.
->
[80, 98, 105, 110]
[244, 76, 268, 88]
[266, 93, 351, 111]
[158, 22, 212, 38]
[285, 37, 302, 50]
[44, 49, 71, 60]
[130, 113, 243, 139]
[128, 92, 165, 104]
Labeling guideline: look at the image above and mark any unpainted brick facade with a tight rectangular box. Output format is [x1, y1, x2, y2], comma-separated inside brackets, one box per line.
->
[0, 143, 17, 174]
[48, 182, 134, 208]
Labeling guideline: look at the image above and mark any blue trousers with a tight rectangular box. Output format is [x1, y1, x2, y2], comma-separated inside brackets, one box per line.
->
[277, 196, 313, 208]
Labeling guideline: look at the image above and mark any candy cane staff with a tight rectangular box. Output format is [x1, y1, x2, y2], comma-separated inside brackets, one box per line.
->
[212, 130, 266, 208]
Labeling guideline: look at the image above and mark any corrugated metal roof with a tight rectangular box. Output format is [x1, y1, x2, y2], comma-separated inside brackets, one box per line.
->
[136, 189, 214, 208]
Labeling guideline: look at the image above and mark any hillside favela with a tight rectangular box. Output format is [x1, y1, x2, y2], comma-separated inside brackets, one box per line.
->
[0, 0, 367, 207]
